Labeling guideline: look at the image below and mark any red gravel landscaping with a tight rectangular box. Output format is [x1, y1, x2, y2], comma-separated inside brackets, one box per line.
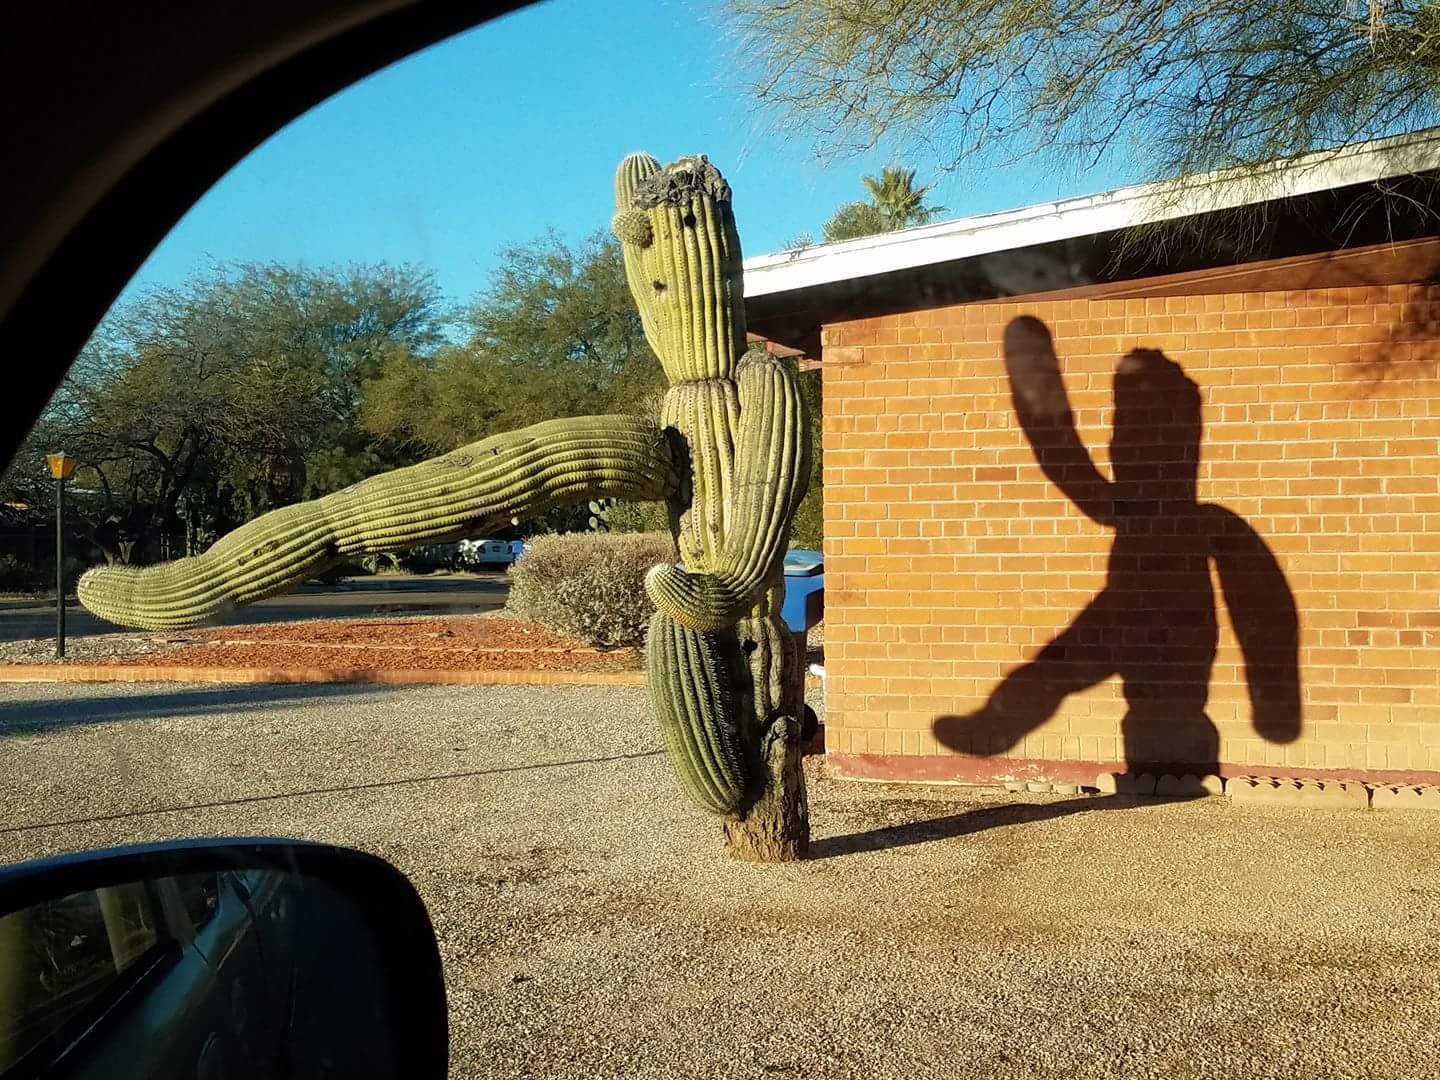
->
[107, 616, 641, 673]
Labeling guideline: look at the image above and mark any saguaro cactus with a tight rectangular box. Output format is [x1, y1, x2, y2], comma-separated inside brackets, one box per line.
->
[78, 153, 812, 862]
[615, 153, 811, 860]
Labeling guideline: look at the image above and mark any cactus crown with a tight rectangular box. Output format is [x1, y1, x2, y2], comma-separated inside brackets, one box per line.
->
[611, 153, 746, 384]
[630, 155, 732, 209]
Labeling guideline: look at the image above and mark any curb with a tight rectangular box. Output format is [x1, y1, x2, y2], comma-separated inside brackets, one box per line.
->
[0, 664, 649, 688]
[0, 664, 828, 691]
[1092, 771, 1440, 812]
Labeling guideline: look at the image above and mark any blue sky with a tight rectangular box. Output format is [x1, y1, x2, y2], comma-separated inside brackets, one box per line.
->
[125, 0, 1124, 307]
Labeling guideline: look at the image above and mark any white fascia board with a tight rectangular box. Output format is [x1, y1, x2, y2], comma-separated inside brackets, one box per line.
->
[742, 129, 1440, 299]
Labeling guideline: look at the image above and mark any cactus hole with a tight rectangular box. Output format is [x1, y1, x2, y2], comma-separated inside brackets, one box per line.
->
[742, 638, 758, 654]
[681, 211, 697, 228]
[651, 280, 666, 293]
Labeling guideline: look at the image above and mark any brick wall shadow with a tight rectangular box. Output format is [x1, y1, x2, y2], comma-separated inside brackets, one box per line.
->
[933, 316, 1302, 777]
[1353, 258, 1440, 389]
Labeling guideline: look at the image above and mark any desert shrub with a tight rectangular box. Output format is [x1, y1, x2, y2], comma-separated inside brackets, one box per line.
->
[507, 531, 676, 647]
[605, 498, 671, 534]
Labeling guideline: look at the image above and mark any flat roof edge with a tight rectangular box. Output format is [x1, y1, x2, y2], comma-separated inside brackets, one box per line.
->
[742, 130, 1440, 299]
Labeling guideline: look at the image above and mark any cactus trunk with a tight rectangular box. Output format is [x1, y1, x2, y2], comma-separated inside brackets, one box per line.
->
[722, 611, 809, 862]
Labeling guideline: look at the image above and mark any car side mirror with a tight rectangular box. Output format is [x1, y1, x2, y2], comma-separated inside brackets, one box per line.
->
[0, 839, 447, 1079]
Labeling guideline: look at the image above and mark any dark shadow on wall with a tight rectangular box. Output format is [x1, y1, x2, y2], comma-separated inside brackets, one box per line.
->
[933, 316, 1302, 777]
[1353, 258, 1440, 390]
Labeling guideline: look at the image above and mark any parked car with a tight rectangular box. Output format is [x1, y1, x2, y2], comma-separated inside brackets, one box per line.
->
[456, 537, 525, 568]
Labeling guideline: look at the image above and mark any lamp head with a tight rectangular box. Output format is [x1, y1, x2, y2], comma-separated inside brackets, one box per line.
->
[45, 452, 78, 480]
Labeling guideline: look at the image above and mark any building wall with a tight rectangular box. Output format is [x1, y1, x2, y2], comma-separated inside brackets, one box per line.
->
[820, 285, 1440, 785]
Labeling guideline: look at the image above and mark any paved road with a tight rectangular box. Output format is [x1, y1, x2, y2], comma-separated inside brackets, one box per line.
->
[1, 681, 1436, 1079]
[0, 572, 509, 641]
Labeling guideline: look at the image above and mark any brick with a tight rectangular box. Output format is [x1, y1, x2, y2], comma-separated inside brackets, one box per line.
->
[1224, 776, 1369, 809]
[1303, 781, 1371, 810]
[822, 285, 1440, 784]
[1155, 773, 1223, 798]
[1117, 773, 1157, 796]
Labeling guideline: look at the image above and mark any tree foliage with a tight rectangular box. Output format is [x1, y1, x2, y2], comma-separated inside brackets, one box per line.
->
[729, 0, 1440, 188]
[823, 201, 890, 243]
[361, 232, 663, 453]
[1, 262, 444, 562]
[823, 165, 945, 241]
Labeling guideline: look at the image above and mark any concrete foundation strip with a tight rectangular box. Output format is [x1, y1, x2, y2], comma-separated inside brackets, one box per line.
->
[1068, 772, 1439, 811]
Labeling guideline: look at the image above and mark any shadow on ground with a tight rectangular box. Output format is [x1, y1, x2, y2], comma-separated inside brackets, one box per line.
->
[809, 793, 1200, 860]
[0, 681, 389, 734]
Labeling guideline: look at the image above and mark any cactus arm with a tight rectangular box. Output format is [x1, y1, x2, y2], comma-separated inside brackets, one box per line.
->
[644, 352, 810, 632]
[646, 611, 749, 815]
[78, 415, 680, 631]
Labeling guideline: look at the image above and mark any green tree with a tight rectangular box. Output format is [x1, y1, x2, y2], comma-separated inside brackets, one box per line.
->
[360, 232, 667, 536]
[823, 165, 944, 241]
[363, 232, 662, 452]
[863, 165, 946, 228]
[2, 262, 444, 563]
[729, 1, 1440, 192]
[822, 200, 889, 242]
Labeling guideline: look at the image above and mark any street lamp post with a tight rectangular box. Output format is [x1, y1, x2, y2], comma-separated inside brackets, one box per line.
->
[45, 453, 78, 659]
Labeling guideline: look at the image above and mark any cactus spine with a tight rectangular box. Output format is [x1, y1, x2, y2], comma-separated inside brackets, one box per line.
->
[78, 415, 677, 630]
[616, 154, 812, 858]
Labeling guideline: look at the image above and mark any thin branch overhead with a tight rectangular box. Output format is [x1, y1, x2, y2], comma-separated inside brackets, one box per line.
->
[727, 0, 1440, 186]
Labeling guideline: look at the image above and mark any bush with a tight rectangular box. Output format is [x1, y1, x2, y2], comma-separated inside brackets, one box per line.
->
[507, 531, 676, 647]
[604, 498, 671, 534]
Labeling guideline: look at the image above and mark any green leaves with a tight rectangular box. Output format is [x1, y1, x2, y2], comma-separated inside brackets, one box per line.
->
[359, 231, 666, 451]
[3, 261, 445, 564]
[822, 165, 945, 241]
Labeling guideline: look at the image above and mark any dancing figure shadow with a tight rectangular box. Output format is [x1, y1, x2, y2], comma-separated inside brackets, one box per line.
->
[934, 317, 1301, 775]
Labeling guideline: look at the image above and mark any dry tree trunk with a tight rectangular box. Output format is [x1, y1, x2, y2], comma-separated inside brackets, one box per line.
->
[723, 609, 809, 861]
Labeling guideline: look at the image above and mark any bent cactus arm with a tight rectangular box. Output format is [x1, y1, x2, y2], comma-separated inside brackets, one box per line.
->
[78, 415, 679, 630]
[646, 611, 749, 814]
[644, 351, 810, 631]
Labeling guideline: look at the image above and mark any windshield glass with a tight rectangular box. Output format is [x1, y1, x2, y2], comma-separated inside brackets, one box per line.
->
[3, 3, 1439, 1077]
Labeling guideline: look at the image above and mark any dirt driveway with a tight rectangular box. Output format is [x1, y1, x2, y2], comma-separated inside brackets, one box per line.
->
[1, 681, 1437, 1079]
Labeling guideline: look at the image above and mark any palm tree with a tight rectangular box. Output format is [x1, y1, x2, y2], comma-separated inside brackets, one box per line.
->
[862, 166, 945, 229]
[821, 165, 945, 242]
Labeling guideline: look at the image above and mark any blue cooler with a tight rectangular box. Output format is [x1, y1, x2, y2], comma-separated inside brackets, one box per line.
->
[780, 549, 824, 634]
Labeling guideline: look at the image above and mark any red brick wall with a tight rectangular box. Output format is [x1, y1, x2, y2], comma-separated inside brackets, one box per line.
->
[820, 286, 1440, 785]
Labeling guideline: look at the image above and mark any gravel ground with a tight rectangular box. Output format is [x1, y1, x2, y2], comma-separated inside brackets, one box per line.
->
[1, 681, 1437, 1080]
[0, 628, 205, 663]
